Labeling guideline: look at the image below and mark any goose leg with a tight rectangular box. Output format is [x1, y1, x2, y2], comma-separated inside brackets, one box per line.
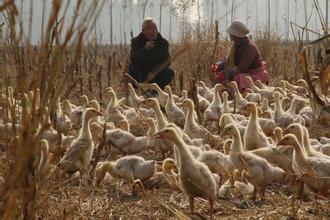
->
[260, 186, 266, 201]
[251, 188, 257, 200]
[228, 172, 235, 187]
[208, 197, 214, 218]
[133, 179, 145, 196]
[161, 150, 165, 160]
[296, 180, 304, 199]
[189, 197, 194, 213]
[216, 120, 221, 134]
[241, 170, 249, 184]
[130, 170, 145, 196]
[320, 189, 328, 198]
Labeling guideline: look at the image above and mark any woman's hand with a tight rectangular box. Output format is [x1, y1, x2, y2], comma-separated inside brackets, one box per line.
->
[225, 68, 235, 81]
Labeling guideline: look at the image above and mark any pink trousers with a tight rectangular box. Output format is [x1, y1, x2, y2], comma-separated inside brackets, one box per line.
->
[235, 63, 270, 92]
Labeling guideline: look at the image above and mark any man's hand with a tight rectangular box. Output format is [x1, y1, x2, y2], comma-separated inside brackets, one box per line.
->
[145, 41, 155, 49]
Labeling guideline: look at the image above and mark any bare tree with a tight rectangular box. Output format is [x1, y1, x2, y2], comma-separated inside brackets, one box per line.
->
[138, 0, 149, 22]
[210, 0, 215, 25]
[169, 0, 174, 41]
[286, 0, 290, 41]
[231, 0, 235, 23]
[121, 0, 130, 44]
[149, 2, 155, 17]
[267, 0, 270, 36]
[175, 0, 194, 40]
[159, 0, 169, 32]
[246, 0, 249, 26]
[109, 0, 114, 45]
[255, 0, 259, 34]
[196, 0, 201, 35]
[223, 0, 229, 32]
[41, 0, 46, 43]
[303, 0, 309, 40]
[327, 0, 329, 26]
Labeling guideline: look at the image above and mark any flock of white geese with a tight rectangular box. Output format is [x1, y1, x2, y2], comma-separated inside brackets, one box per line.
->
[1, 76, 330, 217]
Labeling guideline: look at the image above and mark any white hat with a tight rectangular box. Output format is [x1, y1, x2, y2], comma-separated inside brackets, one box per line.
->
[226, 20, 250, 37]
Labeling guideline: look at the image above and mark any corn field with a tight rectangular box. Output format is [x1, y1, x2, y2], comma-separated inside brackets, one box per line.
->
[0, 0, 329, 219]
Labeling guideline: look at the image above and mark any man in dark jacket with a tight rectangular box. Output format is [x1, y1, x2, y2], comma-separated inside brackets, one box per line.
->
[129, 17, 174, 89]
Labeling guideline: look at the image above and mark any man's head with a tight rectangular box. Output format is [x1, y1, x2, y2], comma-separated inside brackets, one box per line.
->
[142, 17, 158, 41]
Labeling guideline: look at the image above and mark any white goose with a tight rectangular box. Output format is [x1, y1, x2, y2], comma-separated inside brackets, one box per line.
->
[244, 76, 273, 99]
[203, 84, 224, 123]
[141, 98, 168, 130]
[182, 99, 206, 139]
[95, 155, 156, 194]
[278, 134, 330, 196]
[227, 81, 248, 109]
[145, 118, 173, 158]
[223, 123, 286, 199]
[155, 127, 218, 216]
[164, 86, 185, 128]
[58, 108, 103, 174]
[284, 123, 330, 160]
[62, 100, 83, 127]
[105, 88, 126, 126]
[197, 81, 214, 102]
[273, 91, 304, 128]
[222, 91, 232, 113]
[240, 102, 271, 150]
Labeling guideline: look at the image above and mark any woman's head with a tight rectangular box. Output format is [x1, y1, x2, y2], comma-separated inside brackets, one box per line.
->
[227, 20, 250, 41]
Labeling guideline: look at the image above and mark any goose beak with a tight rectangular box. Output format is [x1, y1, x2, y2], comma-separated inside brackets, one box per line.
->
[219, 85, 226, 92]
[283, 127, 289, 135]
[154, 131, 163, 139]
[96, 111, 103, 116]
[277, 138, 284, 146]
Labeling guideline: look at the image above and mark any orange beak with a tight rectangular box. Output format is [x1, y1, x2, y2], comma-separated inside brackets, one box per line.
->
[154, 131, 163, 139]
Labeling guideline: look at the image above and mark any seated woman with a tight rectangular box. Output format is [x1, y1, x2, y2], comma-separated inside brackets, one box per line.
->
[210, 20, 270, 92]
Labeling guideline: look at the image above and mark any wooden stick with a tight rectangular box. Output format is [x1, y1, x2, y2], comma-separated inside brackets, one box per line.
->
[144, 46, 189, 83]
[125, 73, 152, 98]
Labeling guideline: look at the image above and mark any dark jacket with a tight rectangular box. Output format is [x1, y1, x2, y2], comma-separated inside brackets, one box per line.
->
[129, 32, 170, 82]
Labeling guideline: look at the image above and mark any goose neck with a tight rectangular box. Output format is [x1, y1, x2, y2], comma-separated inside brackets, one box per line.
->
[80, 114, 92, 140]
[250, 108, 258, 121]
[154, 85, 166, 97]
[153, 104, 167, 128]
[171, 132, 194, 161]
[274, 97, 283, 114]
[110, 94, 118, 108]
[251, 83, 260, 92]
[186, 105, 196, 123]
[65, 103, 73, 114]
[302, 128, 313, 154]
[233, 86, 243, 100]
[167, 89, 175, 105]
[213, 90, 221, 105]
[148, 122, 157, 136]
[292, 141, 307, 164]
[231, 130, 244, 153]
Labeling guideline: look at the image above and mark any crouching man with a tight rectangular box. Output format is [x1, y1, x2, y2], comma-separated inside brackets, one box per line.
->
[129, 17, 174, 89]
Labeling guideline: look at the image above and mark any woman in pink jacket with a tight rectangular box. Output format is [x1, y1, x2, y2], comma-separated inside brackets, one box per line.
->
[210, 20, 270, 92]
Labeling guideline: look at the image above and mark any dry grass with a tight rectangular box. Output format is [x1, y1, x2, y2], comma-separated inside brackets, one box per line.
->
[0, 1, 329, 219]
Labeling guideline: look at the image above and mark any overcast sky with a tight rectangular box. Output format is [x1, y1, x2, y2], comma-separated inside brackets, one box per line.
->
[0, 0, 328, 44]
